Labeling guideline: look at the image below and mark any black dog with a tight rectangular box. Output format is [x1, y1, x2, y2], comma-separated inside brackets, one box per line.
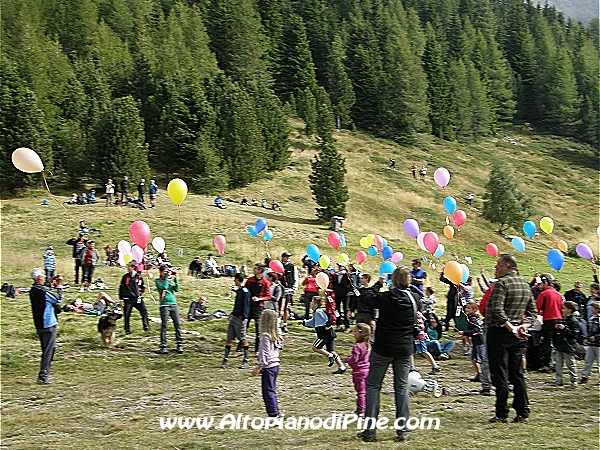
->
[98, 308, 123, 347]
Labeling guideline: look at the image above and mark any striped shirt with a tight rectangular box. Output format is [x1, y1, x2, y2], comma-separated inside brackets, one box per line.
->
[485, 271, 537, 327]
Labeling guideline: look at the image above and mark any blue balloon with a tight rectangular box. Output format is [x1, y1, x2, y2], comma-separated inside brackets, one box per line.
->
[382, 238, 388, 248]
[263, 230, 273, 242]
[434, 244, 445, 258]
[368, 246, 379, 257]
[523, 221, 536, 239]
[379, 261, 397, 275]
[512, 237, 526, 253]
[255, 218, 267, 233]
[460, 264, 470, 283]
[306, 244, 320, 262]
[443, 196, 457, 214]
[382, 246, 394, 260]
[339, 233, 347, 248]
[247, 225, 258, 237]
[547, 249, 564, 271]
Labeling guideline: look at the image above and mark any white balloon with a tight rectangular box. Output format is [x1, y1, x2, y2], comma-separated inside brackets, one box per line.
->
[416, 232, 427, 252]
[131, 245, 145, 263]
[152, 236, 166, 253]
[118, 240, 132, 257]
[12, 147, 44, 173]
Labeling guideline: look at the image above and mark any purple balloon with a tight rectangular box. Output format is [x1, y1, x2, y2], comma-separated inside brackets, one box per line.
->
[576, 243, 594, 260]
[403, 219, 420, 239]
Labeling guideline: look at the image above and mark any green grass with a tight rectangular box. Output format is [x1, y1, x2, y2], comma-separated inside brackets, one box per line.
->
[1, 120, 599, 449]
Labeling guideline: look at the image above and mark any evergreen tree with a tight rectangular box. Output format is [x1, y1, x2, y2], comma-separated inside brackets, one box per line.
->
[193, 133, 229, 194]
[297, 87, 317, 137]
[325, 34, 355, 130]
[314, 86, 335, 143]
[541, 45, 580, 129]
[482, 162, 533, 233]
[309, 140, 349, 222]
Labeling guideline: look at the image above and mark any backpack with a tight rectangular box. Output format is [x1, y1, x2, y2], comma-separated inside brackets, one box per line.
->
[5, 284, 17, 299]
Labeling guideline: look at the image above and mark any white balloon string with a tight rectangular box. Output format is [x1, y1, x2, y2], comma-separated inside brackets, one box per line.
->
[42, 170, 70, 223]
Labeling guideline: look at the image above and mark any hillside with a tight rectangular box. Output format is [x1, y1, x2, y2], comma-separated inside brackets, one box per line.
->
[548, 0, 598, 25]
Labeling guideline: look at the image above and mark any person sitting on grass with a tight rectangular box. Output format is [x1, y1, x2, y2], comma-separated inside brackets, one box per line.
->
[272, 200, 282, 211]
[187, 296, 209, 321]
[426, 315, 455, 360]
[87, 190, 98, 204]
[215, 195, 227, 209]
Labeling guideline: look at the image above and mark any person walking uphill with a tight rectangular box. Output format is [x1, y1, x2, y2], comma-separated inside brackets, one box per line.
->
[155, 265, 183, 354]
[485, 254, 537, 424]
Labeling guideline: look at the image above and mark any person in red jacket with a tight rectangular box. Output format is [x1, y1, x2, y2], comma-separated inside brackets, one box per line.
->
[245, 263, 272, 354]
[535, 273, 564, 371]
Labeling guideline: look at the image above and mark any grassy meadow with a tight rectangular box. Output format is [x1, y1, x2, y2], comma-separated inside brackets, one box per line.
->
[1, 120, 598, 449]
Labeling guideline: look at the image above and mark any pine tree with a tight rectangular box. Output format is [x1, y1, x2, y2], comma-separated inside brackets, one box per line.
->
[297, 87, 317, 137]
[193, 133, 229, 194]
[314, 86, 335, 142]
[326, 34, 355, 130]
[309, 140, 349, 222]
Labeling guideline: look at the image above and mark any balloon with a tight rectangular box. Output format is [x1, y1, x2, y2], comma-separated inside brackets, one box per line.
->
[522, 221, 536, 239]
[152, 237, 166, 254]
[511, 237, 526, 253]
[353, 264, 363, 272]
[129, 221, 151, 249]
[337, 253, 350, 264]
[263, 230, 273, 242]
[416, 232, 427, 252]
[319, 255, 331, 269]
[255, 218, 267, 233]
[434, 244, 445, 259]
[391, 252, 404, 263]
[339, 233, 347, 248]
[433, 167, 451, 188]
[443, 225, 454, 240]
[214, 235, 226, 256]
[11, 147, 44, 173]
[460, 264, 470, 283]
[444, 261, 463, 284]
[359, 237, 370, 248]
[403, 219, 420, 239]
[443, 197, 457, 214]
[118, 240, 132, 257]
[247, 225, 258, 237]
[356, 251, 367, 264]
[316, 272, 329, 291]
[485, 243, 498, 258]
[123, 254, 133, 264]
[327, 232, 341, 249]
[367, 234, 376, 245]
[379, 262, 397, 276]
[269, 260, 284, 274]
[547, 249, 565, 271]
[367, 246, 378, 257]
[131, 245, 145, 263]
[381, 246, 394, 260]
[306, 244, 321, 262]
[374, 235, 384, 251]
[539, 217, 554, 234]
[452, 210, 467, 227]
[576, 243, 594, 260]
[423, 232, 440, 255]
[136, 262, 144, 272]
[167, 178, 188, 205]
[557, 240, 568, 253]
[117, 253, 126, 267]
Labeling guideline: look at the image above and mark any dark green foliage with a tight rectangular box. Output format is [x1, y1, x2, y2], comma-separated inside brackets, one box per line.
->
[298, 87, 317, 137]
[309, 140, 349, 222]
[326, 34, 355, 130]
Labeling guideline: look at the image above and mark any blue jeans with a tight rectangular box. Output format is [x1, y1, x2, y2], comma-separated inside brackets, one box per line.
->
[363, 351, 411, 438]
[160, 305, 182, 349]
[427, 340, 456, 356]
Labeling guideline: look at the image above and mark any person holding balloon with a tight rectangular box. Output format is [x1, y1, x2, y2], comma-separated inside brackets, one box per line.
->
[155, 265, 183, 355]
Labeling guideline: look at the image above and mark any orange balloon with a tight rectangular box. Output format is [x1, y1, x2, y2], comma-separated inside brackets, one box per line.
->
[315, 272, 329, 291]
[557, 240, 568, 253]
[443, 225, 455, 240]
[444, 261, 463, 284]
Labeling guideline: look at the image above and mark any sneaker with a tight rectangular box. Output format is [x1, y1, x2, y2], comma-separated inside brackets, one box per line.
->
[569, 381, 578, 388]
[394, 433, 409, 442]
[428, 366, 441, 375]
[357, 431, 376, 442]
[553, 381, 564, 387]
[580, 377, 588, 384]
[281, 325, 289, 334]
[157, 348, 168, 355]
[221, 359, 229, 369]
[176, 346, 183, 354]
[87, 288, 93, 292]
[469, 373, 481, 382]
[513, 415, 530, 424]
[187, 316, 195, 321]
[239, 360, 249, 369]
[328, 353, 337, 367]
[125, 330, 131, 335]
[36, 376, 55, 385]
[332, 367, 347, 374]
[488, 416, 508, 423]
[480, 389, 492, 396]
[439, 353, 450, 361]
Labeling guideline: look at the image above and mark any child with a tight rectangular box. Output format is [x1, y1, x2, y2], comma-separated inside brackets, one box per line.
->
[299, 296, 346, 374]
[422, 286, 437, 315]
[459, 302, 485, 381]
[42, 246, 56, 281]
[554, 301, 581, 387]
[426, 316, 455, 360]
[581, 301, 600, 383]
[344, 323, 371, 416]
[222, 274, 251, 369]
[252, 309, 283, 418]
[413, 310, 441, 375]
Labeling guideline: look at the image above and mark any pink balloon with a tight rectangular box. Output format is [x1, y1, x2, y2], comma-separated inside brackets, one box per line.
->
[327, 232, 341, 249]
[391, 252, 404, 263]
[214, 235, 226, 256]
[269, 260, 285, 274]
[315, 272, 329, 291]
[129, 221, 151, 249]
[416, 232, 427, 252]
[356, 251, 367, 264]
[131, 245, 145, 263]
[452, 210, 467, 227]
[486, 243, 499, 258]
[423, 232, 440, 255]
[374, 235, 384, 251]
[433, 167, 451, 188]
[117, 240, 132, 257]
[135, 262, 144, 272]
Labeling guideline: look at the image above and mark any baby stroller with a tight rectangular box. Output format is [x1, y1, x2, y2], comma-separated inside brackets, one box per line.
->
[408, 371, 444, 398]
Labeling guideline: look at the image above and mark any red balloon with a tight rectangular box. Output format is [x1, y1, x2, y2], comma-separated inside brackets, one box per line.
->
[269, 260, 285, 274]
[129, 221, 151, 249]
[423, 232, 440, 255]
[327, 232, 341, 249]
[452, 210, 467, 227]
[486, 243, 498, 258]
[356, 251, 367, 264]
[214, 235, 226, 256]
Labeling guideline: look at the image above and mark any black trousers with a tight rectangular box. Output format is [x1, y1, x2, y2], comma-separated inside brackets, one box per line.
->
[540, 319, 560, 368]
[123, 299, 149, 332]
[74, 259, 82, 284]
[302, 292, 318, 319]
[37, 326, 57, 380]
[334, 292, 349, 328]
[248, 305, 264, 352]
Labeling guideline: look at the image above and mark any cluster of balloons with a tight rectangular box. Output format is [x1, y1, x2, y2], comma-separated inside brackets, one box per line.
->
[327, 232, 347, 249]
[116, 221, 153, 268]
[247, 218, 273, 242]
[443, 261, 470, 285]
[357, 233, 403, 266]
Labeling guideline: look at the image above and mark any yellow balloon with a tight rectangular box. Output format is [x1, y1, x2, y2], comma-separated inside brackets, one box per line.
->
[123, 254, 133, 264]
[337, 253, 349, 263]
[359, 237, 370, 248]
[319, 255, 331, 269]
[167, 178, 188, 205]
[444, 261, 463, 285]
[443, 225, 455, 240]
[540, 216, 554, 234]
[367, 234, 376, 245]
[557, 240, 568, 253]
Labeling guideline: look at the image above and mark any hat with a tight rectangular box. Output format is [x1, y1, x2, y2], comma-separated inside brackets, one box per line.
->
[47, 246, 53, 250]
[281, 252, 292, 258]
[540, 273, 555, 283]
[337, 262, 347, 267]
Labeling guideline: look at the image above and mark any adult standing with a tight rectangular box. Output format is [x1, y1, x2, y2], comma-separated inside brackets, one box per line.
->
[29, 268, 63, 384]
[105, 179, 115, 206]
[120, 176, 130, 203]
[155, 265, 183, 354]
[79, 240, 100, 292]
[66, 233, 87, 285]
[411, 164, 417, 179]
[410, 259, 427, 293]
[419, 165, 427, 181]
[333, 262, 352, 332]
[148, 179, 158, 208]
[245, 263, 271, 355]
[280, 252, 298, 334]
[137, 179, 146, 204]
[119, 262, 150, 334]
[357, 266, 420, 442]
[485, 254, 537, 423]
[535, 273, 564, 371]
[564, 281, 587, 315]
[440, 269, 459, 331]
